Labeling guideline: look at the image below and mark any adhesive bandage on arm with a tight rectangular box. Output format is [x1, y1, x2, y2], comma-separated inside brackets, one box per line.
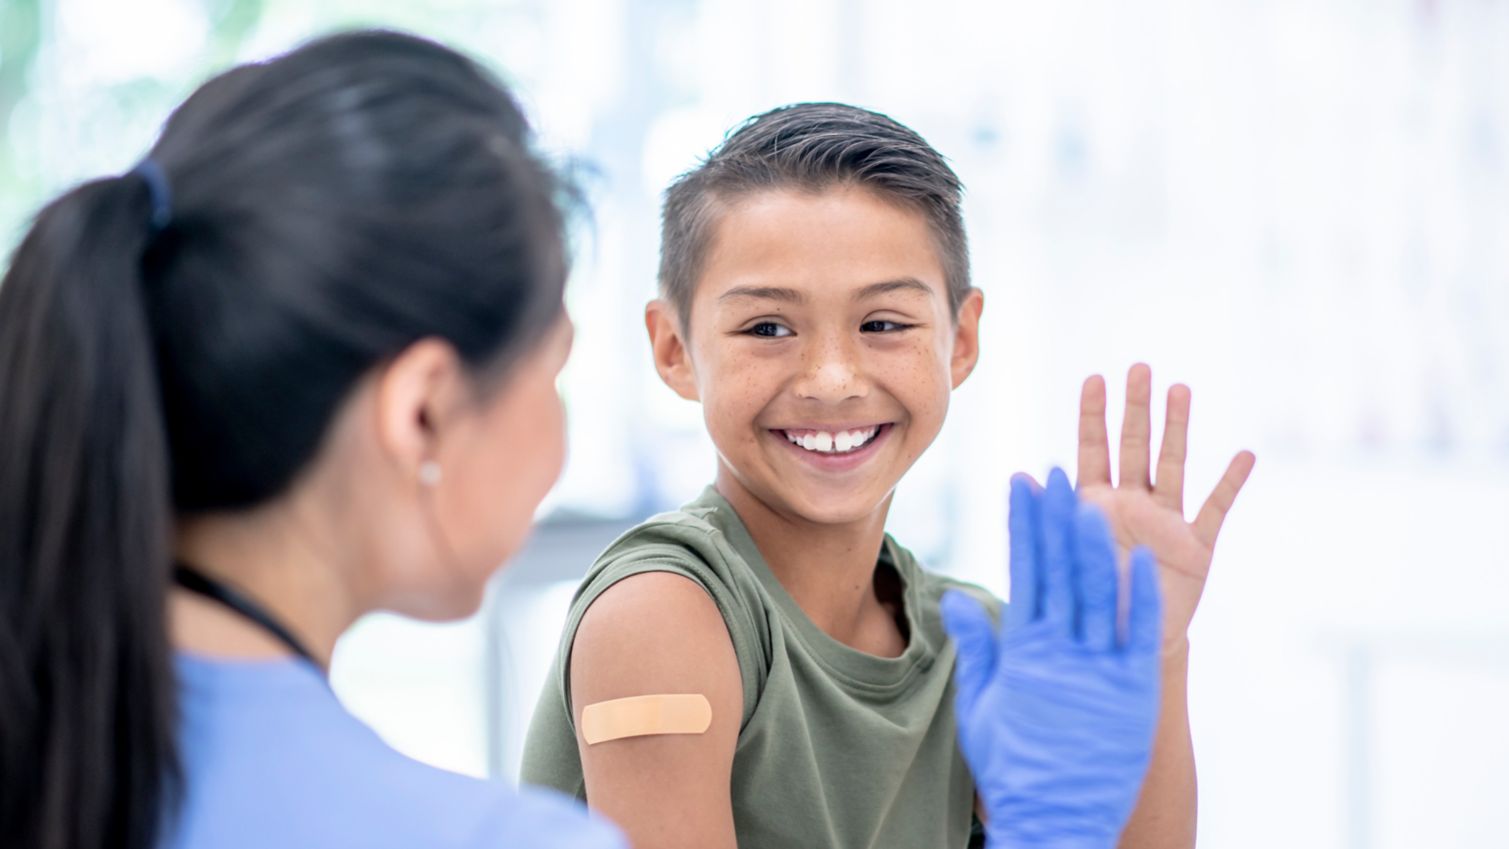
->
[580, 694, 712, 745]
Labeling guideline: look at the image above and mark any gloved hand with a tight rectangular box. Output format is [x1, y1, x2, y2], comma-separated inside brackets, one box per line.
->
[941, 468, 1163, 849]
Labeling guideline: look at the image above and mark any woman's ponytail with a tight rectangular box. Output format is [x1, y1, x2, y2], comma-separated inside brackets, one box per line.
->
[0, 29, 579, 849]
[0, 172, 179, 849]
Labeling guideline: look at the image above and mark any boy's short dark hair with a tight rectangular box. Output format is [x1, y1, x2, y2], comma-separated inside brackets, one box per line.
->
[658, 102, 970, 326]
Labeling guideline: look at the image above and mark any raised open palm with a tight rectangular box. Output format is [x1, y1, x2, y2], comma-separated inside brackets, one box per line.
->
[1074, 364, 1255, 650]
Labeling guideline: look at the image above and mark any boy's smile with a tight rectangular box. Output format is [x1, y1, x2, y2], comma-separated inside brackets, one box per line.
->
[647, 185, 983, 527]
[772, 422, 892, 471]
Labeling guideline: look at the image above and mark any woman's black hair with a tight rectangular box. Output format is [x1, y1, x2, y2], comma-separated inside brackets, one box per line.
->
[0, 30, 573, 849]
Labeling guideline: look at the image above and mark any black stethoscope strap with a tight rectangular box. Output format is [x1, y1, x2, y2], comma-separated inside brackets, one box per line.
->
[173, 563, 322, 671]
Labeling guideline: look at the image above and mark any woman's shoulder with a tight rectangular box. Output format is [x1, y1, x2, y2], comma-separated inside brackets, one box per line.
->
[299, 714, 626, 849]
[457, 785, 627, 849]
[169, 654, 625, 849]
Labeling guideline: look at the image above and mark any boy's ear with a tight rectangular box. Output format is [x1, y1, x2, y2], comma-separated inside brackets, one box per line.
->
[950, 288, 985, 389]
[646, 299, 700, 401]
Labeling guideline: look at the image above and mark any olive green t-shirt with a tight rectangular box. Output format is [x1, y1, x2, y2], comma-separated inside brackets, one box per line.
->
[520, 487, 1001, 849]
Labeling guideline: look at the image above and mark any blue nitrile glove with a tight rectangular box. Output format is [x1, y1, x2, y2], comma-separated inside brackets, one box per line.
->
[940, 468, 1163, 849]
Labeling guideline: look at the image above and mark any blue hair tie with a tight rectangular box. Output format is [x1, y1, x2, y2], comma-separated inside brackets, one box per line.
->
[131, 158, 173, 232]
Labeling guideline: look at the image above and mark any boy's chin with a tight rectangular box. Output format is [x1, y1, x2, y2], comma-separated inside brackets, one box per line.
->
[770, 486, 895, 527]
[717, 452, 902, 527]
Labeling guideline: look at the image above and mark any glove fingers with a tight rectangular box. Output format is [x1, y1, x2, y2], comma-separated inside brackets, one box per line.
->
[1004, 474, 1042, 631]
[940, 590, 996, 716]
[1039, 467, 1077, 635]
[1073, 503, 1120, 652]
[1127, 545, 1163, 654]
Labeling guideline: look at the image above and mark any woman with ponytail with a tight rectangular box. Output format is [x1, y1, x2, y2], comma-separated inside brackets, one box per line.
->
[0, 30, 622, 849]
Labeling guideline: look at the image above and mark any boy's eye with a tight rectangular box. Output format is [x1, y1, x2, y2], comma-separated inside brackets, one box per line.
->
[747, 321, 794, 338]
[861, 320, 912, 333]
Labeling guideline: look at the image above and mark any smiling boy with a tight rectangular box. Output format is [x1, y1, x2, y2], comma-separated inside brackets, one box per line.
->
[521, 103, 1254, 849]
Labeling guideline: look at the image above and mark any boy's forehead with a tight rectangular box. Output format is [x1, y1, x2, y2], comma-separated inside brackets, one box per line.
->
[692, 186, 948, 306]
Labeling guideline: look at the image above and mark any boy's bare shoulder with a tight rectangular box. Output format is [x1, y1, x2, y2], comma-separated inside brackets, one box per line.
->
[571, 570, 739, 700]
[562, 495, 771, 728]
[573, 507, 739, 682]
[565, 501, 750, 711]
[568, 570, 744, 849]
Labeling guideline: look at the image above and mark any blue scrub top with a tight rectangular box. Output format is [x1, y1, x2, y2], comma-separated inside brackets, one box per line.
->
[163, 653, 626, 849]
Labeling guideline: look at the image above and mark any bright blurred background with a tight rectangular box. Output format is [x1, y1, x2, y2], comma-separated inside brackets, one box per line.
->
[3, 1, 1506, 846]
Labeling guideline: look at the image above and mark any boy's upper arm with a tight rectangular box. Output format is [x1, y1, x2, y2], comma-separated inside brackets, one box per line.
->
[568, 570, 742, 849]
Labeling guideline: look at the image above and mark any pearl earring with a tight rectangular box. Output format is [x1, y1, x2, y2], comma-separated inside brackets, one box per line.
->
[418, 461, 443, 487]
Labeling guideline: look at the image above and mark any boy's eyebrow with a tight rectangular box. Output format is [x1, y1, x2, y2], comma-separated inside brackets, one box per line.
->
[717, 278, 935, 305]
[855, 278, 935, 299]
[718, 286, 806, 304]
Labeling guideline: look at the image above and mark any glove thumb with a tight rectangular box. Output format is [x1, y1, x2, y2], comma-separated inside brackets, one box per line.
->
[940, 590, 996, 717]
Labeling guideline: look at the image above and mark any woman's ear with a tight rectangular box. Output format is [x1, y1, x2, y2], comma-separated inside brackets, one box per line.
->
[950, 288, 985, 389]
[646, 299, 700, 402]
[373, 338, 466, 477]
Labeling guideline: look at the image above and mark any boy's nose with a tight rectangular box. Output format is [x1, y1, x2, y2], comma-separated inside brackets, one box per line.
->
[793, 339, 868, 403]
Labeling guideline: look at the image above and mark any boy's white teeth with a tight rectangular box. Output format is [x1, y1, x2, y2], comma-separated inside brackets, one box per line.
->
[784, 426, 880, 455]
